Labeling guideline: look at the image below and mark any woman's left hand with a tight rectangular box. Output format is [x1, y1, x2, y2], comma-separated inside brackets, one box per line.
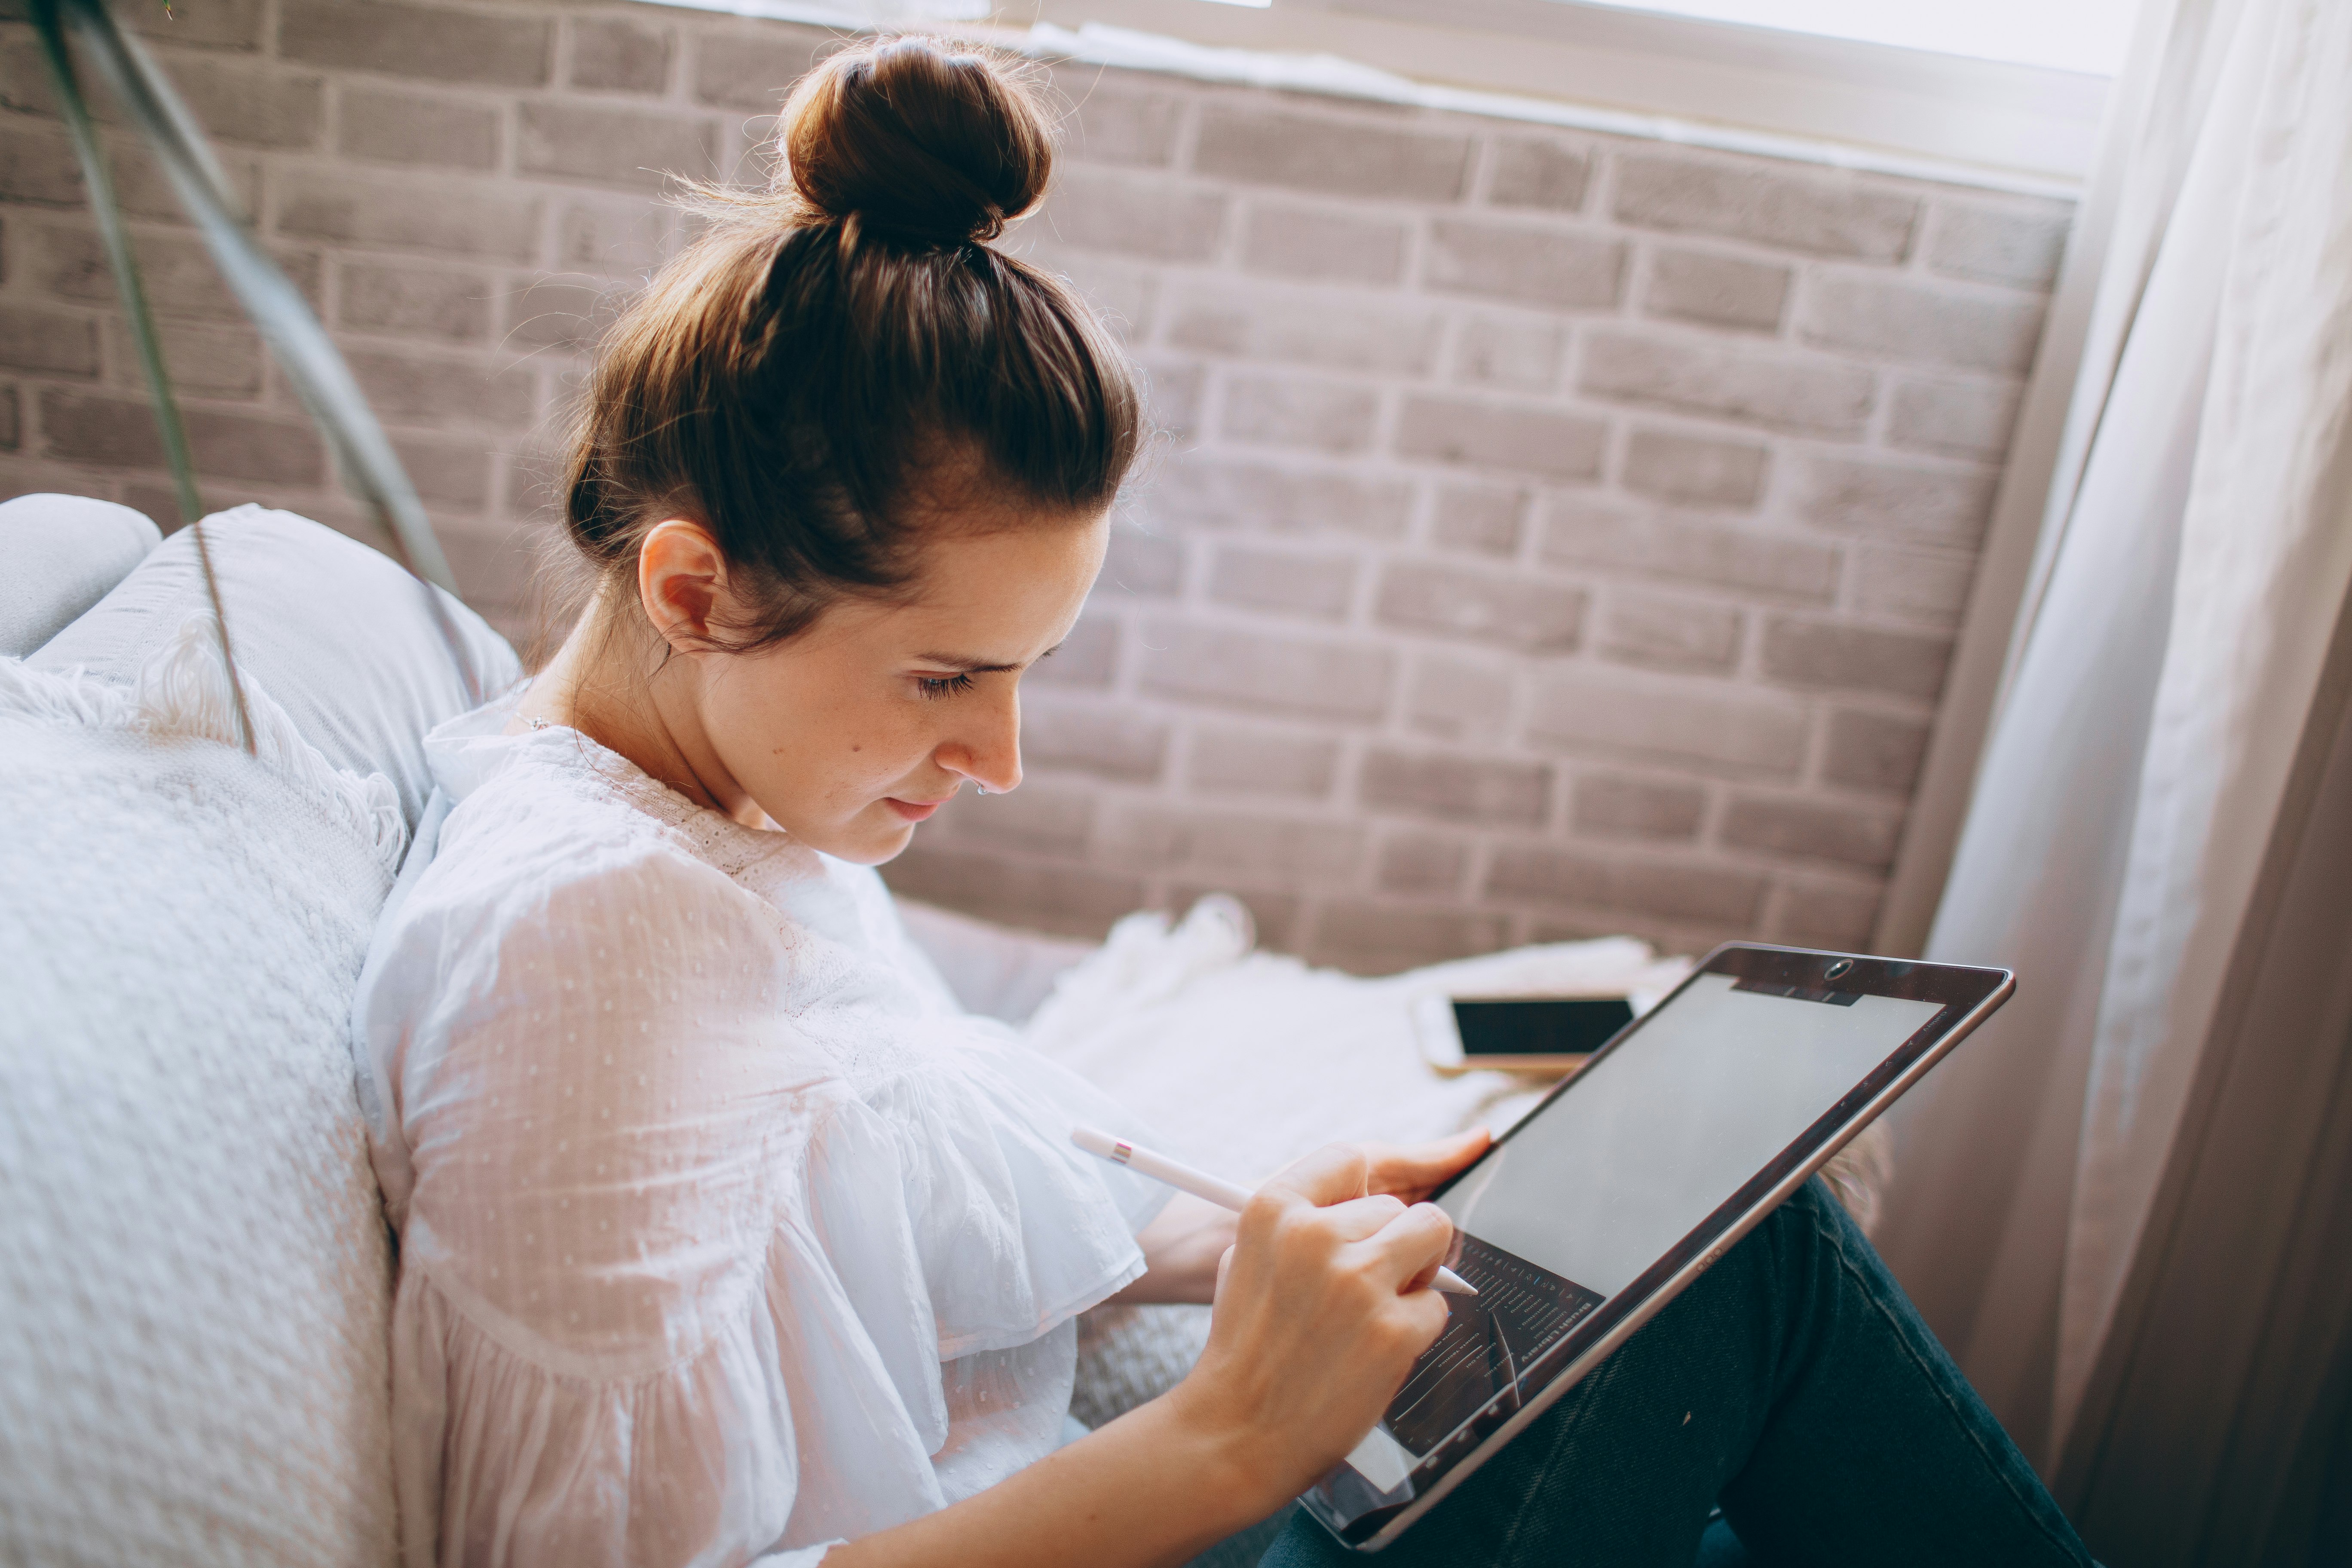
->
[1113, 1127, 1491, 1305]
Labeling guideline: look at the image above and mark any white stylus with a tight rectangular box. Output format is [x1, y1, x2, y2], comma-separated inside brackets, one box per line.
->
[1072, 1125, 1478, 1296]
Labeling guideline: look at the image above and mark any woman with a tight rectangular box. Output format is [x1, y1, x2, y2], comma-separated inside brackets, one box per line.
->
[356, 36, 2095, 1568]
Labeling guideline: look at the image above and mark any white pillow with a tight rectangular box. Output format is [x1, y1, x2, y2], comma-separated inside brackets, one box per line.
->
[0, 629, 404, 1566]
[34, 504, 520, 830]
[0, 492, 160, 657]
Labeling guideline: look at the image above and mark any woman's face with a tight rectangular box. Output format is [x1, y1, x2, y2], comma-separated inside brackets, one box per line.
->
[654, 511, 1108, 865]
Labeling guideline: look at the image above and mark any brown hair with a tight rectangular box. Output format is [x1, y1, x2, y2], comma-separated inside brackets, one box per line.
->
[557, 35, 1142, 649]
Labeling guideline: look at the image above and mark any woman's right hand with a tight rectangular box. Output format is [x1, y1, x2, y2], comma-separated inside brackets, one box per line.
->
[1163, 1143, 1461, 1510]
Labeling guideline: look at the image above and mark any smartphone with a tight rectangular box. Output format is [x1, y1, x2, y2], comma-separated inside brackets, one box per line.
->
[1413, 994, 1637, 1075]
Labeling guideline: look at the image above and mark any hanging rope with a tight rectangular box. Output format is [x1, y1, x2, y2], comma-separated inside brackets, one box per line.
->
[30, 0, 484, 710]
[30, 0, 256, 753]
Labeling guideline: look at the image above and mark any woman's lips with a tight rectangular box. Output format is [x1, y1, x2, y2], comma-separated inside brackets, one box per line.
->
[884, 796, 949, 823]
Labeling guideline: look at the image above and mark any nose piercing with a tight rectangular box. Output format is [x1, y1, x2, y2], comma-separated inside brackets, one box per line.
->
[976, 785, 988, 796]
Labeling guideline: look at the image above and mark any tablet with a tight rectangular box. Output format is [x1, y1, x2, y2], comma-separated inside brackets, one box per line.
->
[1301, 943, 2013, 1551]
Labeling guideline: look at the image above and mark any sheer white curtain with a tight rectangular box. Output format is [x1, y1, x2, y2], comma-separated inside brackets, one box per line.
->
[1874, 0, 2352, 1473]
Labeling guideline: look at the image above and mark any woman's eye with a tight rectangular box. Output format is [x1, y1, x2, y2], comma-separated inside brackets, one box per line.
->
[915, 672, 977, 700]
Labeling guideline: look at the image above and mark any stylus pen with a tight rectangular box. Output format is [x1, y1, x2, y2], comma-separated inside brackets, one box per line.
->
[1071, 1125, 1478, 1296]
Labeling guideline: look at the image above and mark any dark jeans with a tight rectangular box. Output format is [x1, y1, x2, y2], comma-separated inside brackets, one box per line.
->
[1259, 1179, 2092, 1568]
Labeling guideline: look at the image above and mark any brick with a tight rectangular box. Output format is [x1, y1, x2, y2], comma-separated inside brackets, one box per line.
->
[503, 277, 626, 356]
[1361, 748, 1550, 827]
[1432, 485, 1525, 557]
[278, 168, 539, 262]
[1376, 833, 1469, 894]
[1194, 107, 1471, 202]
[1887, 377, 2020, 459]
[571, 17, 673, 95]
[1486, 846, 1767, 925]
[344, 348, 536, 429]
[279, 1, 551, 87]
[1927, 199, 2070, 289]
[1775, 881, 1882, 949]
[1065, 85, 1184, 168]
[387, 430, 490, 511]
[518, 103, 717, 191]
[0, 118, 80, 205]
[40, 389, 323, 485]
[1426, 220, 1624, 309]
[169, 59, 324, 148]
[689, 25, 830, 110]
[1761, 617, 1951, 700]
[1309, 904, 1509, 972]
[338, 86, 499, 169]
[1454, 314, 1563, 391]
[557, 197, 675, 273]
[1406, 655, 1513, 742]
[880, 846, 1144, 940]
[0, 304, 98, 377]
[1108, 807, 1365, 879]
[1240, 204, 1407, 285]
[123, 0, 264, 51]
[1573, 774, 1704, 840]
[1722, 795, 1901, 869]
[1613, 153, 1919, 261]
[1188, 726, 1339, 797]
[1375, 560, 1585, 653]
[1540, 505, 1838, 601]
[1029, 614, 1118, 688]
[436, 516, 536, 606]
[1599, 590, 1741, 672]
[1221, 375, 1378, 454]
[104, 318, 264, 398]
[1853, 545, 1976, 628]
[1644, 248, 1789, 332]
[1622, 428, 1769, 508]
[338, 261, 491, 341]
[1528, 674, 1806, 776]
[1141, 459, 1412, 541]
[1800, 275, 2044, 374]
[1036, 253, 1155, 342]
[1209, 544, 1357, 620]
[1140, 621, 1395, 720]
[1822, 708, 1931, 794]
[0, 385, 21, 450]
[1396, 395, 1606, 481]
[1042, 167, 1227, 263]
[1098, 528, 1184, 597]
[1798, 455, 1994, 549]
[1141, 361, 1204, 438]
[935, 782, 1095, 854]
[98, 137, 265, 225]
[1579, 330, 1873, 436]
[1488, 138, 1589, 211]
[1169, 291, 1440, 376]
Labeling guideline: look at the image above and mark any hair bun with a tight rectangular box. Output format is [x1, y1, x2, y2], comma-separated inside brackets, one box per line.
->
[781, 37, 1053, 247]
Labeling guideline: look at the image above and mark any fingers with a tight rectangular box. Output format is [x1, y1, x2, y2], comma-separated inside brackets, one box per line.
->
[1353, 1200, 1456, 1293]
[1361, 1127, 1493, 1201]
[1261, 1143, 1373, 1209]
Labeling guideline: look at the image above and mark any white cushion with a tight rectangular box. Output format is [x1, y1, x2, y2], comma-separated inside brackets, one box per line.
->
[0, 631, 405, 1566]
[34, 505, 520, 830]
[0, 493, 161, 657]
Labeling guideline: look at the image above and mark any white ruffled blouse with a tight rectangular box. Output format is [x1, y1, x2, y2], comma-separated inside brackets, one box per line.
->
[352, 703, 1168, 1568]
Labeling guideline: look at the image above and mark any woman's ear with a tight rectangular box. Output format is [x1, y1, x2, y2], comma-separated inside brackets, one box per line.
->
[636, 520, 731, 652]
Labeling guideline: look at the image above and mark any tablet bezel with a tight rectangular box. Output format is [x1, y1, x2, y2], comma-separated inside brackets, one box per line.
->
[1307, 943, 2014, 1552]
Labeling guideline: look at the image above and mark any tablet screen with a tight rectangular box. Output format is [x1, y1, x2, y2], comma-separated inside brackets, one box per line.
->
[1326, 961, 1965, 1510]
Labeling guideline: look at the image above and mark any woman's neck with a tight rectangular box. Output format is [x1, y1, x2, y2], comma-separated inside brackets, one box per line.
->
[512, 604, 765, 827]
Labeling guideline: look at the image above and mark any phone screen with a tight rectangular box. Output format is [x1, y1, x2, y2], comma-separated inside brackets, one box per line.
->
[1452, 997, 1634, 1058]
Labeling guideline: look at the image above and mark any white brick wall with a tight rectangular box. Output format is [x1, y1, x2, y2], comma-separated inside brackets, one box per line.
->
[0, 0, 2073, 971]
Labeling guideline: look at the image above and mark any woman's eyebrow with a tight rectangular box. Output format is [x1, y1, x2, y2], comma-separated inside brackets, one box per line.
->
[912, 640, 1064, 674]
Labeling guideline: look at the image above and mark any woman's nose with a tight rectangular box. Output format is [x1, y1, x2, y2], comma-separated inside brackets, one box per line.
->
[938, 691, 1023, 796]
